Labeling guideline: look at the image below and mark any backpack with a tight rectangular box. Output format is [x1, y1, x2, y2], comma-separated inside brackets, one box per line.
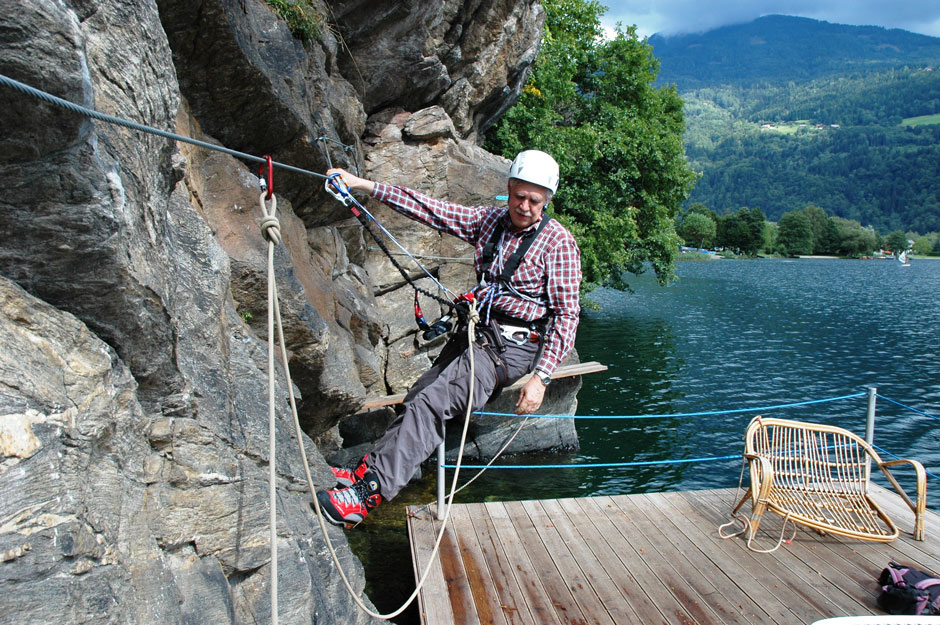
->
[878, 562, 940, 615]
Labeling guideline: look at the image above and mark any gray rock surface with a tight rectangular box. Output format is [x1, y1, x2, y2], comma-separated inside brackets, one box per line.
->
[0, 0, 582, 622]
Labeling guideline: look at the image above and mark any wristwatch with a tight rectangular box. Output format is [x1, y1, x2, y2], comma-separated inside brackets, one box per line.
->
[535, 370, 551, 386]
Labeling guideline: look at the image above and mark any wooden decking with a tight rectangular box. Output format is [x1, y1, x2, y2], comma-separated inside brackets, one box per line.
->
[406, 484, 939, 625]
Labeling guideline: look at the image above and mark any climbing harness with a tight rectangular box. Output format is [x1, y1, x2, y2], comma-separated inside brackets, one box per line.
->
[476, 211, 552, 324]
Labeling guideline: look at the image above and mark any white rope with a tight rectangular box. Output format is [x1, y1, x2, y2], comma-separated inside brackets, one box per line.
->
[260, 191, 281, 625]
[257, 187, 482, 619]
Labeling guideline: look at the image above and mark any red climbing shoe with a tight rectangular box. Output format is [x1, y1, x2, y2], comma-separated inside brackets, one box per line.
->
[329, 454, 370, 487]
[317, 472, 382, 527]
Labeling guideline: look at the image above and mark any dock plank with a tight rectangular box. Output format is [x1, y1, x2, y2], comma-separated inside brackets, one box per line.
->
[408, 488, 940, 625]
[408, 505, 454, 625]
[449, 504, 509, 625]
[484, 501, 565, 625]
[464, 502, 539, 625]
[518, 499, 617, 625]
[502, 499, 590, 625]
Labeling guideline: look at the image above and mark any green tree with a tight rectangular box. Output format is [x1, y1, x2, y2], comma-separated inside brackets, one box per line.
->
[802, 205, 832, 254]
[739, 206, 766, 256]
[912, 235, 931, 255]
[885, 230, 908, 253]
[486, 0, 697, 288]
[678, 212, 716, 249]
[715, 213, 740, 252]
[831, 217, 878, 257]
[776, 210, 814, 256]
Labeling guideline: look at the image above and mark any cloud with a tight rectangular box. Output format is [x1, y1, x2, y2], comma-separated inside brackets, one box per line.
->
[601, 0, 940, 39]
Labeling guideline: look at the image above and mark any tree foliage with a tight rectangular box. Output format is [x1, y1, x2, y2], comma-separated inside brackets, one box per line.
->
[485, 0, 697, 288]
[680, 67, 940, 234]
[678, 212, 716, 249]
[775, 210, 814, 256]
[885, 230, 909, 253]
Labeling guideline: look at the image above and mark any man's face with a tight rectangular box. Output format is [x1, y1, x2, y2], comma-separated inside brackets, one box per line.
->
[506, 179, 549, 230]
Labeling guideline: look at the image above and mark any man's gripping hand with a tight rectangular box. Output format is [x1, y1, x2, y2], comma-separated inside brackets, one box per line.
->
[515, 375, 546, 415]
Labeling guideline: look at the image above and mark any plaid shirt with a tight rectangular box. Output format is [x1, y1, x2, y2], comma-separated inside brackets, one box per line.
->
[373, 183, 581, 377]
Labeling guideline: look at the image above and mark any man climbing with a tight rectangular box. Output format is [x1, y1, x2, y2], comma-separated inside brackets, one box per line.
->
[317, 150, 581, 527]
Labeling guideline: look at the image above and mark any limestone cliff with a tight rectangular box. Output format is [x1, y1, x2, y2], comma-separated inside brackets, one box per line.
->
[0, 1, 578, 623]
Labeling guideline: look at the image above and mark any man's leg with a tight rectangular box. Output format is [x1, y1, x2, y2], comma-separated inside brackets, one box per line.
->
[370, 341, 498, 500]
[371, 334, 540, 500]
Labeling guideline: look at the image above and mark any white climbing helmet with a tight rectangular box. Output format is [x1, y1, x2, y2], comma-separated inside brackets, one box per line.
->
[508, 150, 559, 195]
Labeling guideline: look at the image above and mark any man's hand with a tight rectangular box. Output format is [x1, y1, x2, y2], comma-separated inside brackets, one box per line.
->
[515, 375, 546, 415]
[326, 168, 375, 194]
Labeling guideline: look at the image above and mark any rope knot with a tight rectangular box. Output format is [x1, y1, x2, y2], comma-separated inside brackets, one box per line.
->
[261, 215, 281, 245]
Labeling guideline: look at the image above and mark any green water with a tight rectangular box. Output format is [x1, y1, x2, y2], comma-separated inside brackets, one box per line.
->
[350, 257, 940, 623]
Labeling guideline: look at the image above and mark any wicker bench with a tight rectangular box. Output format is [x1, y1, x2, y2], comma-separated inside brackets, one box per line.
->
[721, 416, 927, 552]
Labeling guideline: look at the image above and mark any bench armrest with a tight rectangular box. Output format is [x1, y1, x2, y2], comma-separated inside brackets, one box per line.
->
[880, 457, 927, 540]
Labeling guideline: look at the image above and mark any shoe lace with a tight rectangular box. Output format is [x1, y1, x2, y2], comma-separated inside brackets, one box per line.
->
[334, 484, 363, 507]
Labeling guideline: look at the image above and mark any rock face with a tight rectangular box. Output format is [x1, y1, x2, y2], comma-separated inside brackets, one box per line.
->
[0, 0, 581, 623]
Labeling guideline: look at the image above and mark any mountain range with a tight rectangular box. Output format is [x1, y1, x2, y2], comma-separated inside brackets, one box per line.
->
[651, 14, 940, 90]
[648, 15, 940, 233]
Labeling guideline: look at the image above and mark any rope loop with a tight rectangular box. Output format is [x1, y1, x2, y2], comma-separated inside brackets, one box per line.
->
[258, 191, 281, 245]
[261, 215, 281, 245]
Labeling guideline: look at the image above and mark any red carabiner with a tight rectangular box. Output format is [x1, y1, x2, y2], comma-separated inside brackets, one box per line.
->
[258, 155, 274, 200]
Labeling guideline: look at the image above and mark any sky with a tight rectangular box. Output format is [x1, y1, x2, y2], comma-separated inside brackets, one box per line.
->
[600, 0, 940, 40]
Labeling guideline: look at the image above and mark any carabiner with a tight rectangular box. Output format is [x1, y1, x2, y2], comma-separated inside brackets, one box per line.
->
[325, 172, 362, 217]
[258, 155, 273, 200]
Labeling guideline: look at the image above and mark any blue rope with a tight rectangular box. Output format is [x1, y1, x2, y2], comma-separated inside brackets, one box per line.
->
[476, 391, 867, 419]
[444, 453, 740, 470]
[872, 443, 940, 482]
[876, 395, 940, 424]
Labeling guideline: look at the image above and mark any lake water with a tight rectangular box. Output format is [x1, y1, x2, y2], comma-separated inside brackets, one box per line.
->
[351, 257, 940, 622]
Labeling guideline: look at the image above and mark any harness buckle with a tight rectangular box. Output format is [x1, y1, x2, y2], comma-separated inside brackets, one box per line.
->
[499, 323, 539, 346]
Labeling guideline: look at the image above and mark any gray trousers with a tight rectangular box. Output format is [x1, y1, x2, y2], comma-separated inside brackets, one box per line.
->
[369, 327, 540, 500]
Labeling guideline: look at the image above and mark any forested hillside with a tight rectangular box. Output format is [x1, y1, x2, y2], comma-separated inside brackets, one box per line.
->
[651, 15, 940, 90]
[650, 15, 940, 234]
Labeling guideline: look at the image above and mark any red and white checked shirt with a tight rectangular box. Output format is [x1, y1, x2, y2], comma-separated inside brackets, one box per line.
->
[373, 183, 581, 377]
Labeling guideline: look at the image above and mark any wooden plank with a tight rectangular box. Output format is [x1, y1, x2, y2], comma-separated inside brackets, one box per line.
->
[645, 491, 796, 625]
[463, 502, 539, 625]
[483, 501, 565, 625]
[554, 497, 677, 624]
[590, 494, 725, 625]
[437, 514, 480, 625]
[573, 496, 701, 624]
[361, 361, 607, 409]
[449, 503, 510, 625]
[537, 498, 642, 624]
[625, 492, 775, 625]
[518, 499, 617, 625]
[668, 489, 871, 621]
[408, 504, 455, 625]
[682, 489, 872, 619]
[501, 499, 592, 625]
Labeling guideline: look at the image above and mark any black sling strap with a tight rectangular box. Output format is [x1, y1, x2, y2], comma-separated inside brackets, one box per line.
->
[478, 213, 550, 285]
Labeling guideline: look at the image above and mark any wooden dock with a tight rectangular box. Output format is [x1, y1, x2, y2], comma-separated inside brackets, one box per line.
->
[406, 484, 940, 625]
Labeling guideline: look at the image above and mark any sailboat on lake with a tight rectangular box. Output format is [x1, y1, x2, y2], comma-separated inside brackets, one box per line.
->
[898, 250, 911, 267]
